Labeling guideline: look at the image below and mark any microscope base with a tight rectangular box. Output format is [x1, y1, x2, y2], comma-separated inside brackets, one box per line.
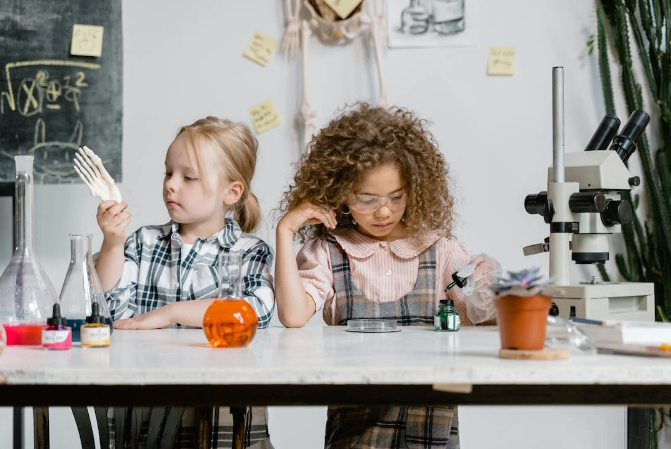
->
[551, 282, 655, 322]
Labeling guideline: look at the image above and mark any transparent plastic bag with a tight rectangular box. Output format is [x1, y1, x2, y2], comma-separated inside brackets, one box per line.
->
[458, 254, 503, 324]
[545, 315, 596, 355]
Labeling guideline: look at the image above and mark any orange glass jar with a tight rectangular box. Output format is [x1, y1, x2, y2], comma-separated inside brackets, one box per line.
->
[203, 299, 258, 348]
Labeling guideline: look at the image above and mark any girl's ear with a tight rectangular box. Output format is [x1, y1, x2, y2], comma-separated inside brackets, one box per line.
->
[223, 180, 245, 206]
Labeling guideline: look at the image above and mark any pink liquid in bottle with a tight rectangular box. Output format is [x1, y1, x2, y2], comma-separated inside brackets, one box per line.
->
[4, 323, 45, 346]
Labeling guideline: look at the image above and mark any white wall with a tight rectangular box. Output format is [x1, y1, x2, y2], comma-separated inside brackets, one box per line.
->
[0, 0, 633, 447]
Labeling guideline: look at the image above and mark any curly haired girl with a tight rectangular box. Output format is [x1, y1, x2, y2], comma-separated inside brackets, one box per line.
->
[275, 103, 500, 449]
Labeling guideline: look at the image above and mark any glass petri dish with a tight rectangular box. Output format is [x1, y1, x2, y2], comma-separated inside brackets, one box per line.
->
[346, 319, 400, 333]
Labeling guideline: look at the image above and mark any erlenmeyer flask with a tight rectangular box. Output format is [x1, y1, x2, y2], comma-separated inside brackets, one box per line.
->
[203, 252, 258, 348]
[0, 156, 59, 345]
[59, 234, 112, 343]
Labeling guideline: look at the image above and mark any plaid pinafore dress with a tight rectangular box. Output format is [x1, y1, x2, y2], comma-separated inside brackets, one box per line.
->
[324, 235, 459, 449]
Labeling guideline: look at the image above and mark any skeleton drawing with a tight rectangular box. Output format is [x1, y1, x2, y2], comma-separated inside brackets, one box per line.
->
[281, 0, 389, 151]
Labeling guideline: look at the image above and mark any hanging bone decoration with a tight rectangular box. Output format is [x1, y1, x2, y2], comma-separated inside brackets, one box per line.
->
[281, 0, 389, 152]
[74, 146, 123, 203]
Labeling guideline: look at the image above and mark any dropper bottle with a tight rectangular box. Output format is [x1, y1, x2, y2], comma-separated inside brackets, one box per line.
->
[81, 302, 111, 348]
[42, 304, 72, 350]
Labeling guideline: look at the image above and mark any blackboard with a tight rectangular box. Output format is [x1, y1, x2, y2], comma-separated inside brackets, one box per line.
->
[0, 0, 122, 184]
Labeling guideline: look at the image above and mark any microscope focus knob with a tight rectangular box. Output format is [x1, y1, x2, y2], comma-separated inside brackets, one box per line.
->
[628, 176, 641, 187]
[601, 200, 633, 227]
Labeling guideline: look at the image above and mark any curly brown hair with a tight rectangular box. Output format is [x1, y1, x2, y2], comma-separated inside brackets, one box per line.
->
[278, 103, 455, 242]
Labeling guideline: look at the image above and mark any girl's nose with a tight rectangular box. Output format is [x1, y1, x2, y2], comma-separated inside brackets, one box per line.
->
[165, 177, 177, 192]
[375, 203, 392, 217]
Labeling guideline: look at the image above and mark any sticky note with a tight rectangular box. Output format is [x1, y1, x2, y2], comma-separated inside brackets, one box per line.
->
[487, 47, 515, 76]
[243, 32, 279, 67]
[249, 100, 281, 134]
[70, 24, 104, 57]
[323, 0, 363, 19]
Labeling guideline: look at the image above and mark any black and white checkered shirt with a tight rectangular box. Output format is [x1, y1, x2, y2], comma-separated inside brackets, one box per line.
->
[105, 219, 275, 328]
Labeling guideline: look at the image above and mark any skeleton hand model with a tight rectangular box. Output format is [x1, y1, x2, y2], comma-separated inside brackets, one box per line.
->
[74, 146, 123, 203]
[281, 0, 389, 151]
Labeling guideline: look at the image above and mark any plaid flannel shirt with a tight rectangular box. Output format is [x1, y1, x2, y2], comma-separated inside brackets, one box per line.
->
[105, 219, 275, 327]
[103, 219, 275, 448]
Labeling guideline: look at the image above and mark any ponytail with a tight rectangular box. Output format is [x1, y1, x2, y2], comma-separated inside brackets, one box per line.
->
[234, 191, 261, 233]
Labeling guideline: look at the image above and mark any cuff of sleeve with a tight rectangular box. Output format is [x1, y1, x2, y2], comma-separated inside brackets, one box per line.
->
[304, 283, 324, 313]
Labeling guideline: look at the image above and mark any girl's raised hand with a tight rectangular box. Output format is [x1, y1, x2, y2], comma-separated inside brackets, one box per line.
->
[278, 202, 337, 233]
[96, 200, 131, 247]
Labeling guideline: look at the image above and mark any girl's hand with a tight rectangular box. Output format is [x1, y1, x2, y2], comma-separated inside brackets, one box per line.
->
[114, 305, 172, 330]
[278, 202, 337, 234]
[97, 200, 131, 247]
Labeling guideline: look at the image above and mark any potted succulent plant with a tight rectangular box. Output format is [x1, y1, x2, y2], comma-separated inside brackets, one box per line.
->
[490, 268, 559, 351]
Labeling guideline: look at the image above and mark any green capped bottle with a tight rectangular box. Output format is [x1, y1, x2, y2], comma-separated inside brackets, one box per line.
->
[434, 299, 461, 332]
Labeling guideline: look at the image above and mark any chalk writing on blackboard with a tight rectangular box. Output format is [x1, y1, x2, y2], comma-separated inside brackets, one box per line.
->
[0, 60, 108, 183]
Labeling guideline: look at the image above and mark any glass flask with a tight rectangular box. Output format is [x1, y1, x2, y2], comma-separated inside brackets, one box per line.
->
[203, 252, 258, 348]
[59, 234, 113, 342]
[0, 156, 59, 345]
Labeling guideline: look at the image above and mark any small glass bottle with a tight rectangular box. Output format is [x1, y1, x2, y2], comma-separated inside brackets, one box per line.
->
[42, 304, 72, 351]
[401, 0, 430, 34]
[432, 0, 465, 35]
[434, 299, 461, 332]
[203, 253, 258, 348]
[81, 302, 111, 348]
[59, 234, 113, 342]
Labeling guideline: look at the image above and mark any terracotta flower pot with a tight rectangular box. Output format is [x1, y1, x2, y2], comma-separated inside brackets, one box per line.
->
[494, 295, 552, 351]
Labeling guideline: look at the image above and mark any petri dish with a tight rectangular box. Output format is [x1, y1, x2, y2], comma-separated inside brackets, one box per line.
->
[346, 319, 400, 333]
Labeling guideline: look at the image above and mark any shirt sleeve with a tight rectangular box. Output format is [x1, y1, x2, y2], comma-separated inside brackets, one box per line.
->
[296, 238, 335, 313]
[103, 231, 141, 321]
[241, 240, 276, 329]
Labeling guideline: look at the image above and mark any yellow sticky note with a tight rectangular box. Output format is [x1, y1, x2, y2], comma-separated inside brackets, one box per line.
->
[323, 0, 363, 19]
[243, 32, 279, 67]
[487, 47, 515, 76]
[70, 24, 104, 57]
[249, 100, 281, 134]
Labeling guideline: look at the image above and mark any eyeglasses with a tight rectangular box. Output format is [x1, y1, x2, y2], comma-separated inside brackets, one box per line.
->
[346, 191, 407, 214]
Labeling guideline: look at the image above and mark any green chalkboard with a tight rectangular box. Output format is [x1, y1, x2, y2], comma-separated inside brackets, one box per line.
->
[0, 0, 122, 184]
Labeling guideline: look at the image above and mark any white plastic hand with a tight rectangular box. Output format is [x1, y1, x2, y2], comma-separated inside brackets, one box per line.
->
[74, 146, 122, 203]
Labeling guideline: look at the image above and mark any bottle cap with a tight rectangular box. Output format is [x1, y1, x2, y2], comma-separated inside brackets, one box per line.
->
[445, 299, 455, 306]
[47, 303, 67, 326]
[439, 299, 449, 304]
[86, 302, 105, 324]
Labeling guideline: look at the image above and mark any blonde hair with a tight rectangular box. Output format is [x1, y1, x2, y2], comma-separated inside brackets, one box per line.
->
[177, 117, 261, 233]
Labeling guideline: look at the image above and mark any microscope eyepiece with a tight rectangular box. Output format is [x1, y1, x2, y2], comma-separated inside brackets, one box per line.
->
[584, 114, 620, 151]
[609, 109, 650, 163]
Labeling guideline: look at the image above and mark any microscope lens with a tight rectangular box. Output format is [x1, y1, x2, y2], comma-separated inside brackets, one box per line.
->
[620, 110, 650, 141]
[584, 114, 620, 152]
[611, 109, 650, 163]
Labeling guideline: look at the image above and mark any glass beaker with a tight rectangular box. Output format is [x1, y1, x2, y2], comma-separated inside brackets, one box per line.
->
[59, 234, 113, 342]
[203, 252, 258, 348]
[432, 0, 465, 35]
[0, 156, 59, 345]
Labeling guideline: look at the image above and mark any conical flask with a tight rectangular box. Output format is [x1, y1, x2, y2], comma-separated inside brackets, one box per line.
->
[0, 156, 59, 345]
[59, 234, 112, 343]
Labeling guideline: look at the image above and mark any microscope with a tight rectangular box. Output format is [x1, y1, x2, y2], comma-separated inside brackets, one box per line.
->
[523, 67, 655, 322]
